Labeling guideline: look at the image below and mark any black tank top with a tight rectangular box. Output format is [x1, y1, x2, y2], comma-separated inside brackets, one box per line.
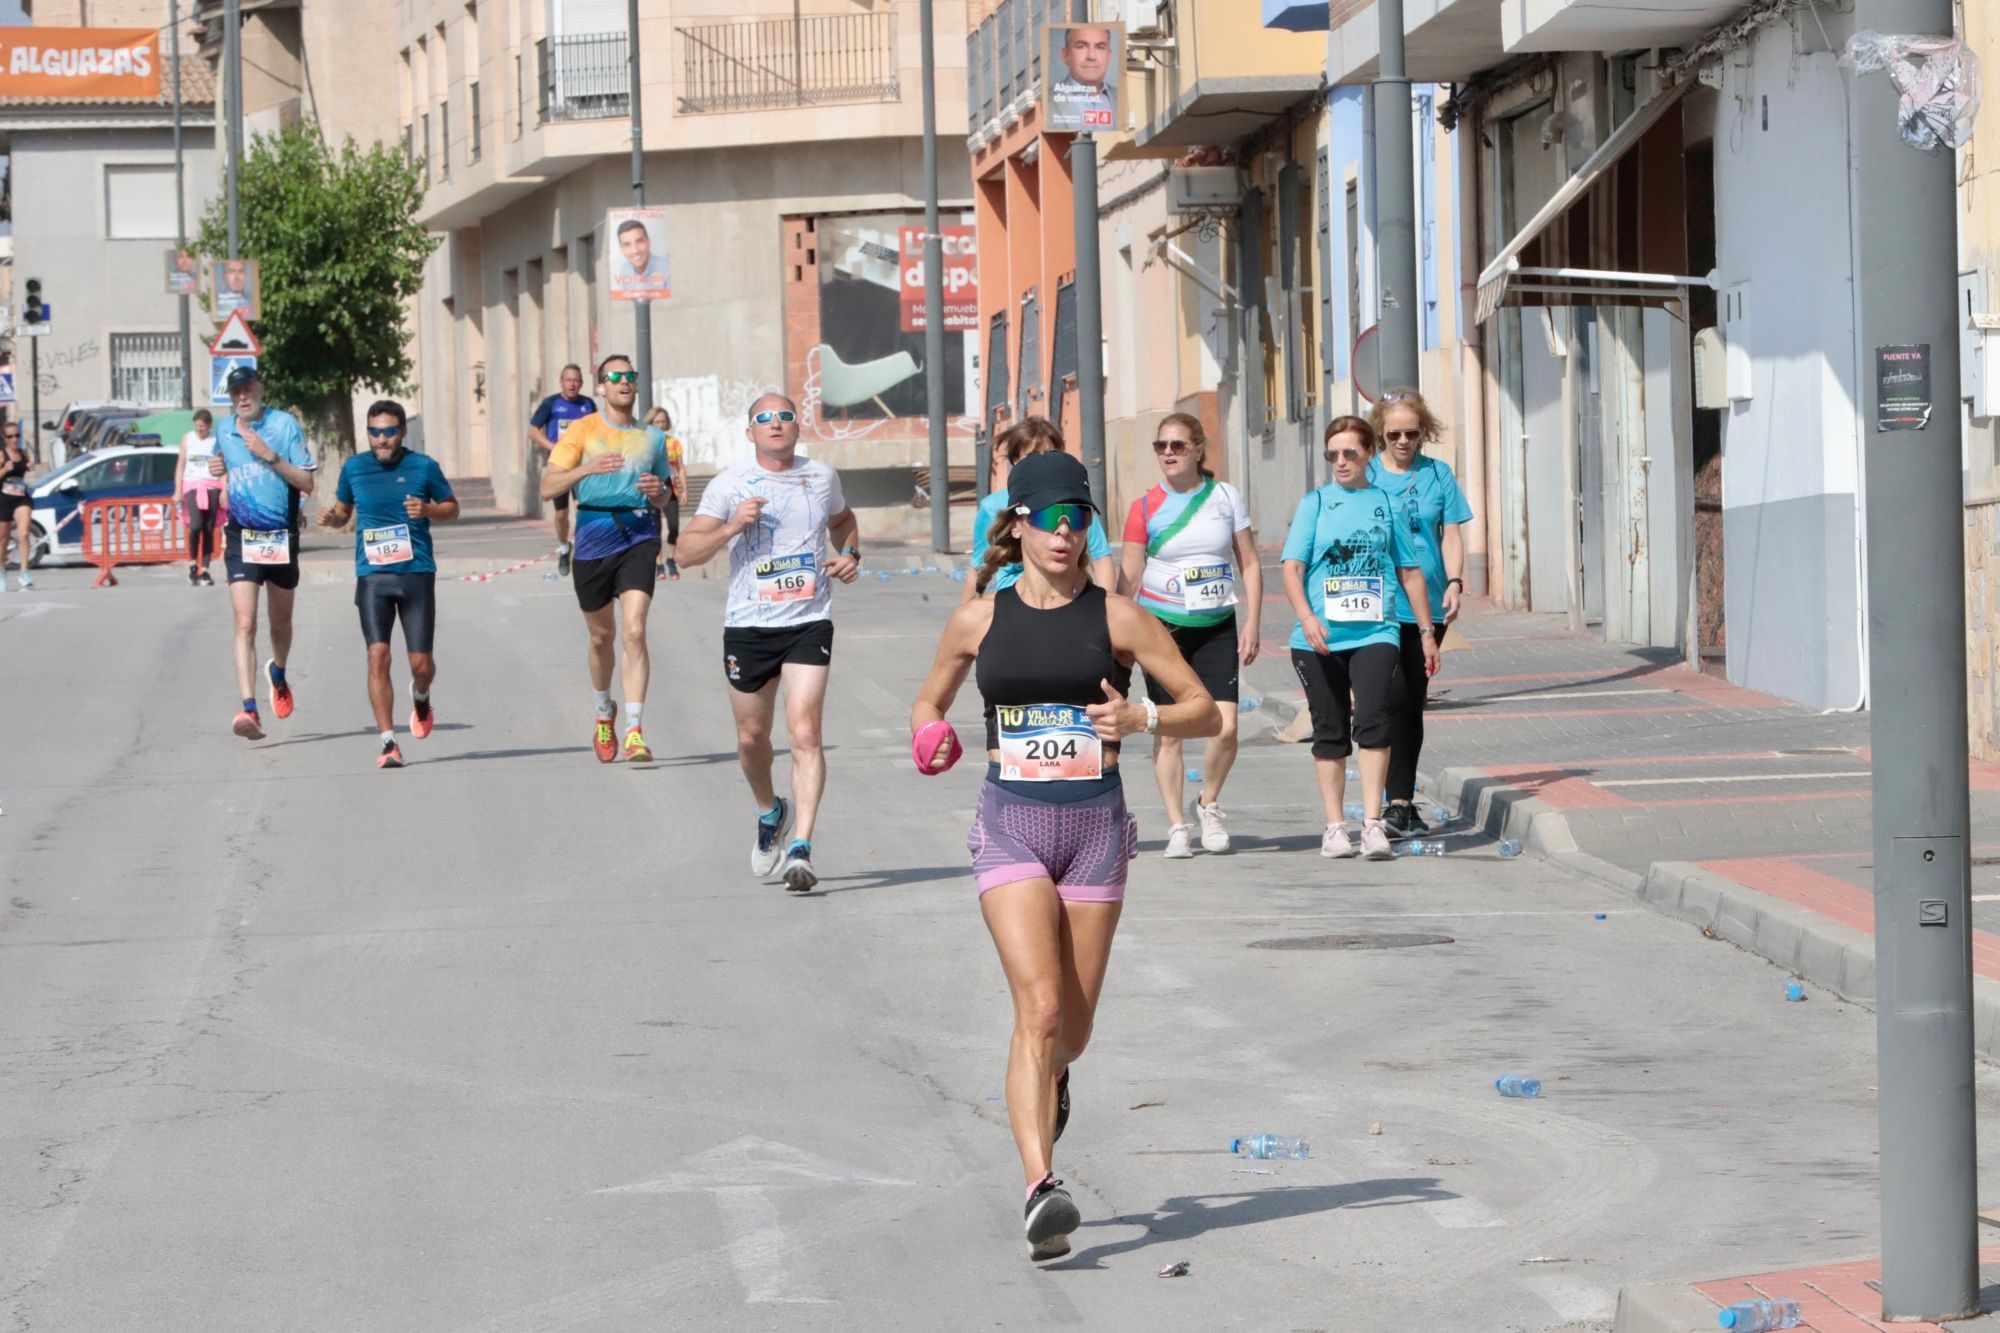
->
[976, 583, 1134, 752]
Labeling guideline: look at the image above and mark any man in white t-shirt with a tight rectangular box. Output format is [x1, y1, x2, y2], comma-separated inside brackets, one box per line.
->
[679, 392, 861, 894]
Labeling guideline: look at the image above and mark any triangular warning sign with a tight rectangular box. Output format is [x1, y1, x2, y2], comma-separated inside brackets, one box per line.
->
[210, 308, 261, 357]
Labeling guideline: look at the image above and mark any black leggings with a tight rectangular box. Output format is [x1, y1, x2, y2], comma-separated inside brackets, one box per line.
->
[1387, 622, 1446, 802]
[663, 494, 680, 548]
[1291, 642, 1405, 760]
[183, 494, 221, 563]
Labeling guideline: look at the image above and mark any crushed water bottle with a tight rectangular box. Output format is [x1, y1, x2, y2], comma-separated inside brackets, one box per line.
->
[541, 570, 557, 582]
[1494, 1074, 1542, 1098]
[1344, 803, 1364, 822]
[1240, 692, 1262, 712]
[1716, 1297, 1801, 1331]
[1497, 838, 1523, 858]
[1399, 840, 1445, 857]
[1230, 1134, 1309, 1161]
[1784, 980, 1806, 1002]
[1431, 805, 1451, 823]
[1185, 769, 1202, 782]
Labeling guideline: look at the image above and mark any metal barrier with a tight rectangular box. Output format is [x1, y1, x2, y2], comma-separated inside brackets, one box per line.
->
[81, 495, 188, 587]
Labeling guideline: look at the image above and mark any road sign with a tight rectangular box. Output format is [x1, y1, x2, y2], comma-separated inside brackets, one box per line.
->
[210, 308, 260, 357]
[137, 502, 166, 533]
[0, 372, 14, 405]
[16, 322, 50, 339]
[210, 354, 257, 406]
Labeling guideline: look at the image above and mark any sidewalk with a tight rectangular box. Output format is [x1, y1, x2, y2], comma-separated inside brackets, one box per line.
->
[1617, 1246, 2000, 1331]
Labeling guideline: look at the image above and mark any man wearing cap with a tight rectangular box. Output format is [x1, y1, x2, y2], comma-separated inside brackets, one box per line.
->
[208, 364, 316, 740]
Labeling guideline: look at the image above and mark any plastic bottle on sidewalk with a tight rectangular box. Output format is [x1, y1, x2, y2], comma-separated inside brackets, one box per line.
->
[541, 571, 557, 582]
[1497, 839, 1523, 858]
[1186, 768, 1202, 782]
[1715, 1297, 1801, 1330]
[1494, 1074, 1542, 1098]
[1229, 1134, 1309, 1160]
[1344, 803, 1364, 821]
[1784, 980, 1806, 1002]
[1241, 692, 1262, 712]
[1432, 805, 1451, 824]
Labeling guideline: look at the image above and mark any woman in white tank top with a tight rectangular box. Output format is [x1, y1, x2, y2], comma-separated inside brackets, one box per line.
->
[173, 409, 224, 585]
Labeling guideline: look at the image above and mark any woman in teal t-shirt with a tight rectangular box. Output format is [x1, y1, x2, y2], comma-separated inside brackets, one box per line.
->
[962, 418, 1116, 603]
[1281, 416, 1437, 863]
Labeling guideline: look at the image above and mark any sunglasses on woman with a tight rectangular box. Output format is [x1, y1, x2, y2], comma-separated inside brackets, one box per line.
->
[1382, 429, 1422, 444]
[752, 409, 798, 424]
[1151, 439, 1194, 455]
[1324, 447, 1369, 463]
[1014, 502, 1094, 532]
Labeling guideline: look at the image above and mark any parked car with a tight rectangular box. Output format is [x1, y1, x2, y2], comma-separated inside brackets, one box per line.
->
[24, 443, 179, 567]
[70, 408, 149, 456]
[41, 398, 143, 466]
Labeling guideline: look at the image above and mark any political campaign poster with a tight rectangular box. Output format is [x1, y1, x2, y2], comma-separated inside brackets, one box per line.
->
[1042, 23, 1122, 134]
[608, 207, 671, 302]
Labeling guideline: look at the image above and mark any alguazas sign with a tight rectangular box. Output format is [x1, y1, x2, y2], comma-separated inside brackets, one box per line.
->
[0, 29, 161, 101]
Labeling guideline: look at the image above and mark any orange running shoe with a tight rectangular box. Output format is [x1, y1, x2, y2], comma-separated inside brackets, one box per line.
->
[593, 715, 617, 762]
[378, 739, 405, 769]
[622, 728, 653, 764]
[264, 658, 295, 720]
[410, 696, 435, 739]
[232, 710, 265, 741]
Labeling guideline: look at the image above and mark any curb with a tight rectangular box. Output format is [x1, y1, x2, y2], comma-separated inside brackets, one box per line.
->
[1611, 1280, 1722, 1333]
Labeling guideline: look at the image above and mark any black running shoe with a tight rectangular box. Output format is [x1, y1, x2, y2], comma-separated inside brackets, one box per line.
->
[557, 547, 572, 578]
[1024, 1176, 1081, 1261]
[1403, 804, 1432, 835]
[1054, 1068, 1070, 1143]
[1382, 802, 1416, 838]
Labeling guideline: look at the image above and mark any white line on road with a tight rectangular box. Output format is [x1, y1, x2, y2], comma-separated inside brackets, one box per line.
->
[712, 1186, 830, 1305]
[1595, 771, 1871, 788]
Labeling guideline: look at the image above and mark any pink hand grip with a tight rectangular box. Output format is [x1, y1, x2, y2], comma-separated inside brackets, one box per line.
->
[912, 719, 962, 775]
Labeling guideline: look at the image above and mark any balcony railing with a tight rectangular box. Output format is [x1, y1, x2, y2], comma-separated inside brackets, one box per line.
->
[537, 32, 630, 124]
[677, 12, 899, 115]
[967, 0, 1054, 139]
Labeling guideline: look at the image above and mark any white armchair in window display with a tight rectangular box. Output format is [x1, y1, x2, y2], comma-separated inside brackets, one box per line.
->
[812, 344, 920, 418]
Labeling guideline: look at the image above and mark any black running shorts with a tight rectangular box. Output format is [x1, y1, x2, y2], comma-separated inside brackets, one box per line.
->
[1142, 616, 1240, 706]
[357, 571, 438, 653]
[572, 538, 660, 613]
[223, 522, 301, 590]
[723, 619, 835, 694]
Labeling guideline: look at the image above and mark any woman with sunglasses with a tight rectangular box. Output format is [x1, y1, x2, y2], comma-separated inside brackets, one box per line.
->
[0, 420, 33, 591]
[1367, 388, 1474, 838]
[960, 417, 1117, 605]
[1117, 412, 1260, 857]
[1282, 416, 1437, 861]
[911, 450, 1218, 1261]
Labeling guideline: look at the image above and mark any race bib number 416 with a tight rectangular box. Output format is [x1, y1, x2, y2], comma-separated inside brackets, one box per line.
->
[995, 704, 1102, 782]
[753, 552, 818, 603]
[1323, 574, 1385, 623]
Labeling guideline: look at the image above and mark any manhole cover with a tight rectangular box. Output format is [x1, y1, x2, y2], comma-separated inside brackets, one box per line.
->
[1249, 932, 1455, 951]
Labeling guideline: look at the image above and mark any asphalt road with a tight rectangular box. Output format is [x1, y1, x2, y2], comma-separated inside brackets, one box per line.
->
[6, 560, 1999, 1332]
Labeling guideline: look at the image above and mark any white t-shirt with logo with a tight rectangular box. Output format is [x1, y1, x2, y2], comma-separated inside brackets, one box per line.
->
[1123, 478, 1252, 627]
[697, 456, 849, 629]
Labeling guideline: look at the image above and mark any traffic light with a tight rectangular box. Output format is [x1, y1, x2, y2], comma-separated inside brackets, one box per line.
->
[22, 278, 44, 325]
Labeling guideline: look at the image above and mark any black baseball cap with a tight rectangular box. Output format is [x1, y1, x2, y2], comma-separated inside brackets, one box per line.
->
[1007, 451, 1094, 513]
[224, 364, 264, 392]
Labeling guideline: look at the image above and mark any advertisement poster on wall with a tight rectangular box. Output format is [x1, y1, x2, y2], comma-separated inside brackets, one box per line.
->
[897, 225, 978, 334]
[608, 207, 671, 302]
[810, 214, 972, 421]
[1041, 23, 1122, 133]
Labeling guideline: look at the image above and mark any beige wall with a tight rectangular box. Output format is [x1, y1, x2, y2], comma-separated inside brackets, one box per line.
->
[1965, 1, 2000, 761]
[32, 0, 165, 25]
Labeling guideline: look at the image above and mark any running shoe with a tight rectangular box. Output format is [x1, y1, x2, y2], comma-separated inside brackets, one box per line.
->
[198, 569, 215, 586]
[410, 696, 434, 740]
[1162, 823, 1194, 859]
[1361, 819, 1394, 861]
[656, 563, 668, 582]
[231, 710, 265, 741]
[15, 572, 30, 589]
[557, 546, 572, 578]
[593, 715, 617, 763]
[1054, 1068, 1070, 1143]
[1383, 802, 1429, 839]
[780, 840, 817, 893]
[188, 565, 200, 586]
[622, 728, 653, 764]
[665, 558, 681, 581]
[378, 739, 405, 769]
[264, 659, 294, 719]
[1196, 802, 1231, 853]
[1024, 1176, 1081, 1261]
[1321, 822, 1356, 859]
[750, 797, 792, 877]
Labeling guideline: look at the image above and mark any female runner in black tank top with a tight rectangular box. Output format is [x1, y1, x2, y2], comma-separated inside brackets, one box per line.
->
[909, 450, 1220, 1261]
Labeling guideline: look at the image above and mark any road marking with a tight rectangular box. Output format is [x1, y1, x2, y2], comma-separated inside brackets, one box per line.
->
[1595, 771, 1871, 788]
[599, 1136, 910, 1305]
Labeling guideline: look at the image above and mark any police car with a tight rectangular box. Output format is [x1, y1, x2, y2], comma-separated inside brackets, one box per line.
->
[24, 443, 179, 567]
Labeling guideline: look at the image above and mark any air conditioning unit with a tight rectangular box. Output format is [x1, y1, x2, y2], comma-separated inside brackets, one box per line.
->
[1098, 0, 1169, 39]
[1168, 165, 1239, 213]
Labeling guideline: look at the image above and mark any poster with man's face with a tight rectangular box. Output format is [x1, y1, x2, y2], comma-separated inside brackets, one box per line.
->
[212, 257, 260, 318]
[608, 208, 671, 302]
[1043, 23, 1122, 133]
[166, 247, 199, 296]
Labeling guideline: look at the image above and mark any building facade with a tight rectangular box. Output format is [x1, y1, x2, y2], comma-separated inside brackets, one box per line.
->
[400, 0, 975, 534]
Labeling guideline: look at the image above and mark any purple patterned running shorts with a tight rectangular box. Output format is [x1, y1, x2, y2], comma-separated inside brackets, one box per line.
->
[967, 779, 1140, 902]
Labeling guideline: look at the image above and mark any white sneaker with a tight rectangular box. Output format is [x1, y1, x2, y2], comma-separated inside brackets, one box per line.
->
[1163, 823, 1194, 859]
[1196, 802, 1230, 853]
[1361, 820, 1394, 861]
[15, 572, 30, 589]
[1321, 823, 1356, 859]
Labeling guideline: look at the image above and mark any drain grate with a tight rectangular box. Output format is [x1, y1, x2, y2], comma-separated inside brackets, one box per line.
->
[1249, 932, 1455, 951]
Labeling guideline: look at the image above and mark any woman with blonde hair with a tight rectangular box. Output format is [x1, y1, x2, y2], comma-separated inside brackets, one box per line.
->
[1117, 411, 1260, 857]
[1366, 388, 1473, 838]
[645, 406, 687, 580]
[961, 417, 1116, 603]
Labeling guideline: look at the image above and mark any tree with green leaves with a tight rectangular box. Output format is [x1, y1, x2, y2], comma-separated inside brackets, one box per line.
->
[196, 122, 438, 459]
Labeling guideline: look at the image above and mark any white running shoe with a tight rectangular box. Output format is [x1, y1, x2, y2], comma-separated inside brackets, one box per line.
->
[15, 572, 30, 590]
[1321, 823, 1356, 859]
[1196, 802, 1231, 853]
[1163, 823, 1194, 859]
[1361, 819, 1394, 861]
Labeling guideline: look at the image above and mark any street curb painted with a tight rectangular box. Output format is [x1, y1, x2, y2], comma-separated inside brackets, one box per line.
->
[1611, 1279, 1721, 1333]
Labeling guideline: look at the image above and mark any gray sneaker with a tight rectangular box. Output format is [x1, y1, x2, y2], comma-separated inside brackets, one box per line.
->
[1321, 823, 1357, 859]
[750, 797, 792, 877]
[1196, 802, 1231, 853]
[1361, 820, 1394, 861]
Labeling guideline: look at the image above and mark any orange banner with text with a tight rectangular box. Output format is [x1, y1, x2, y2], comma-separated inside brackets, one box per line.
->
[0, 28, 160, 101]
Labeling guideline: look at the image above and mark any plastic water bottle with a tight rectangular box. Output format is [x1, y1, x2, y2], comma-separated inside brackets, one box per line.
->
[1241, 693, 1262, 713]
[1398, 841, 1440, 857]
[541, 571, 557, 582]
[1230, 1134, 1309, 1161]
[1716, 1297, 1801, 1330]
[1185, 769, 1202, 782]
[1494, 1074, 1542, 1098]
[1784, 980, 1806, 1002]
[1431, 805, 1451, 824]
[1497, 838, 1523, 858]
[1344, 803, 1364, 822]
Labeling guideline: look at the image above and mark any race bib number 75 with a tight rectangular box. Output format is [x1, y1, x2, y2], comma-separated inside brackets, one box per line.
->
[995, 704, 1103, 782]
[241, 528, 292, 566]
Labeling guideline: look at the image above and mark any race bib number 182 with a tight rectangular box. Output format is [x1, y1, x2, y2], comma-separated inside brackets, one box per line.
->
[362, 523, 412, 566]
[995, 704, 1103, 782]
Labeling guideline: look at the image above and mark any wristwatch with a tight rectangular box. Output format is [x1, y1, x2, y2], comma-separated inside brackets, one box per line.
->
[1446, 577, 1465, 591]
[841, 545, 862, 562]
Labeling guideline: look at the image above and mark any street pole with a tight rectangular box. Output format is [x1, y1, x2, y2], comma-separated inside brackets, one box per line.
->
[1853, 0, 1978, 1319]
[627, 0, 652, 416]
[170, 0, 193, 409]
[1070, 2, 1106, 511]
[224, 0, 241, 260]
[920, 0, 948, 552]
[29, 339, 40, 465]
[1371, 0, 1419, 390]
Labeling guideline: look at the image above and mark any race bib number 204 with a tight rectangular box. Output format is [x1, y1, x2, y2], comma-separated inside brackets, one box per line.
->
[995, 704, 1102, 782]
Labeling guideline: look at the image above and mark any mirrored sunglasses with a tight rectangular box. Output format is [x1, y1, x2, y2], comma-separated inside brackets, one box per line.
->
[1015, 502, 1094, 533]
[367, 426, 402, 439]
[753, 409, 798, 424]
[602, 370, 639, 385]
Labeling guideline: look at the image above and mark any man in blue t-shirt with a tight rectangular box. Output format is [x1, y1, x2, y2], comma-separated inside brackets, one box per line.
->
[210, 364, 316, 742]
[527, 363, 597, 576]
[318, 399, 459, 770]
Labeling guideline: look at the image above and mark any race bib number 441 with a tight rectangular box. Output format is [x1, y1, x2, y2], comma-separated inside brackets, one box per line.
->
[995, 704, 1103, 782]
[362, 523, 412, 566]
[241, 528, 292, 566]
[753, 552, 818, 603]
[1180, 561, 1236, 612]
[1323, 574, 1385, 623]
